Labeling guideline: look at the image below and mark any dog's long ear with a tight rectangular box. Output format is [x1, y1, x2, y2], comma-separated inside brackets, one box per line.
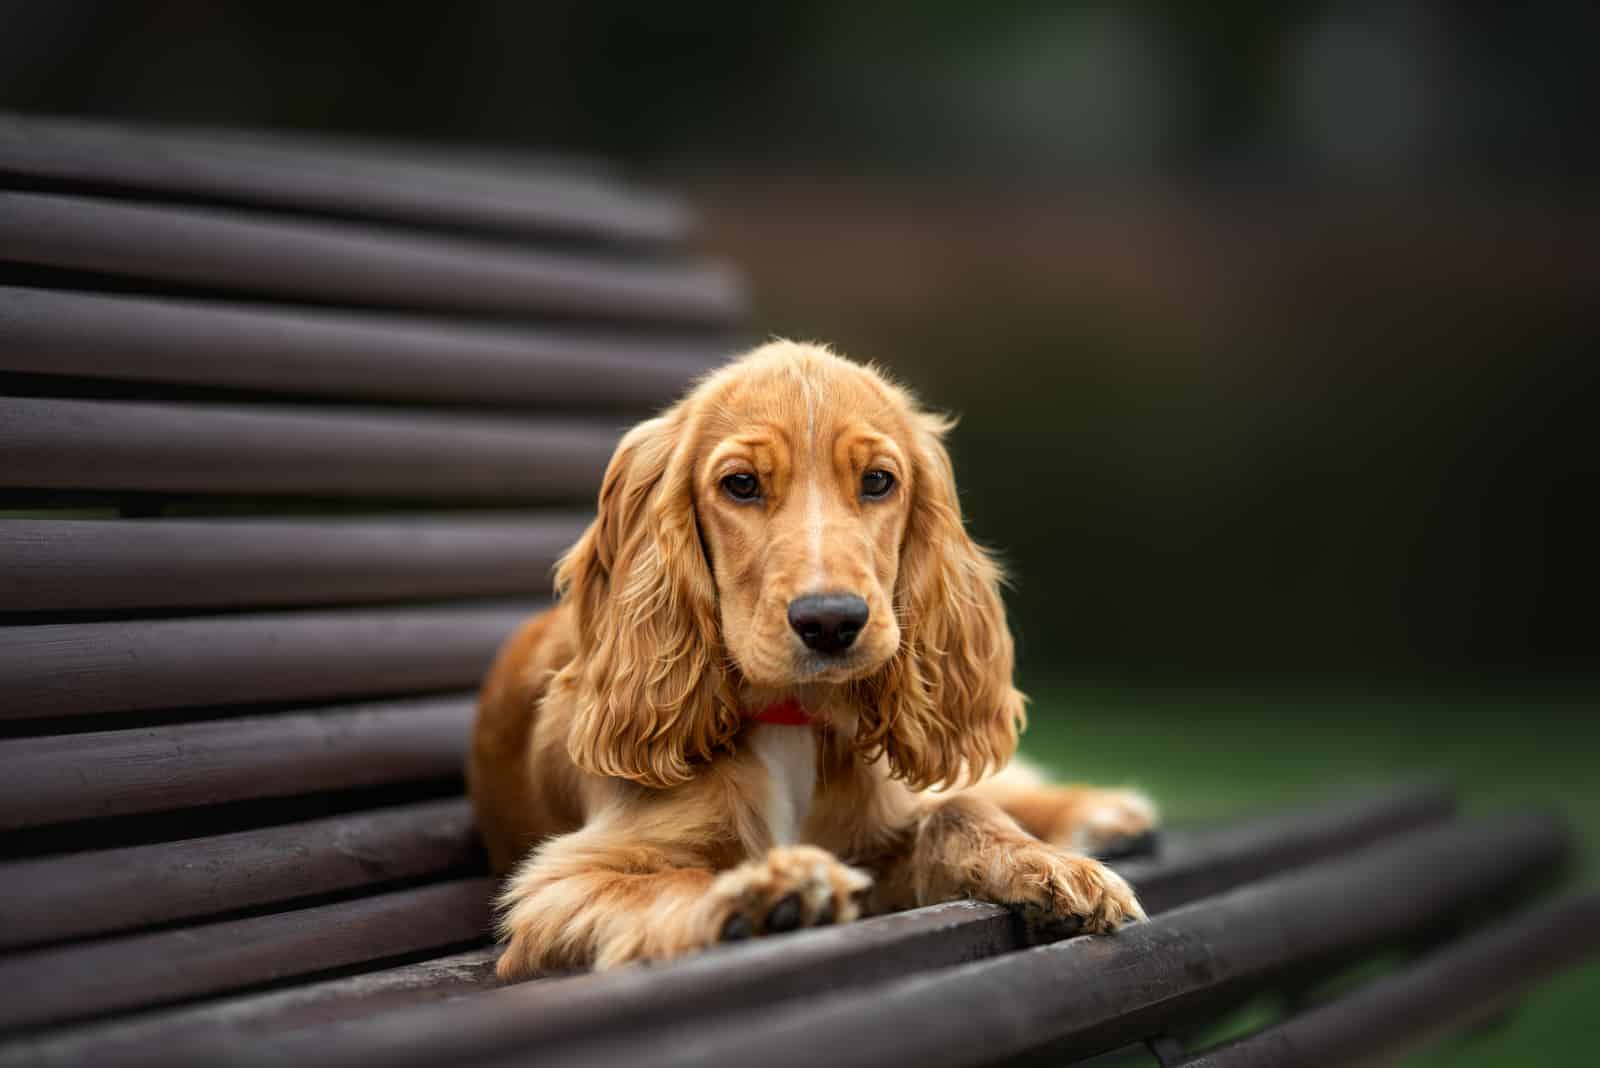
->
[856, 411, 1025, 791]
[554, 406, 739, 789]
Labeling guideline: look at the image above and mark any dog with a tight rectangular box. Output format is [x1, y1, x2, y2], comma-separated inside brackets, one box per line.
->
[469, 341, 1157, 978]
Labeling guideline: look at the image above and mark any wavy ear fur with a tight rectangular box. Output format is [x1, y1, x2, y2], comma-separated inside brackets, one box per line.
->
[856, 411, 1025, 790]
[554, 407, 740, 789]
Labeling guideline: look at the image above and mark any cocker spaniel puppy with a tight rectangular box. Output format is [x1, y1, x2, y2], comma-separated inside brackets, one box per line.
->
[470, 341, 1157, 978]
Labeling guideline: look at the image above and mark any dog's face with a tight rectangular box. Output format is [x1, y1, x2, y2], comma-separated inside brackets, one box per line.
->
[556, 341, 1023, 791]
[693, 359, 911, 687]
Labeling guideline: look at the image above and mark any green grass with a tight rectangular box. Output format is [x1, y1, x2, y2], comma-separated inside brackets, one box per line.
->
[1016, 682, 1600, 1067]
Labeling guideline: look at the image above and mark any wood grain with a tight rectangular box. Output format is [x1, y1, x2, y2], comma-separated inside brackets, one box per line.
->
[0, 112, 688, 242]
[0, 797, 481, 950]
[0, 396, 620, 499]
[0, 877, 493, 1033]
[0, 192, 743, 323]
[0, 694, 475, 829]
[0, 602, 538, 719]
[0, 286, 725, 408]
[0, 515, 583, 613]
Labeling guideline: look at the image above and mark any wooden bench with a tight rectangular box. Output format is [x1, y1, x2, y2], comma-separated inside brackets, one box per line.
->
[1, 115, 1594, 1067]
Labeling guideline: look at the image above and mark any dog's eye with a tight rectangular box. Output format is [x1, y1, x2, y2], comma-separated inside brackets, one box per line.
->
[721, 472, 761, 502]
[861, 469, 896, 500]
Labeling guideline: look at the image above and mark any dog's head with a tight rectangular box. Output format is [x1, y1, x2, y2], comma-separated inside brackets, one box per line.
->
[555, 341, 1023, 790]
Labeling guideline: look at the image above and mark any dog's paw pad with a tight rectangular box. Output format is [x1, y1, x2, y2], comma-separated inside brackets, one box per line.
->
[706, 845, 872, 944]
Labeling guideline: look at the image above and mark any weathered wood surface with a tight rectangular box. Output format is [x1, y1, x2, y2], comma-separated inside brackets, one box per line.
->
[0, 397, 621, 499]
[1111, 782, 1453, 914]
[0, 192, 743, 323]
[481, 814, 1570, 1068]
[0, 949, 501, 1067]
[0, 877, 494, 1033]
[0, 695, 474, 829]
[0, 515, 581, 613]
[0, 798, 480, 950]
[0, 112, 688, 242]
[1172, 892, 1600, 1067]
[0, 602, 537, 719]
[0, 286, 724, 408]
[110, 788, 1453, 1068]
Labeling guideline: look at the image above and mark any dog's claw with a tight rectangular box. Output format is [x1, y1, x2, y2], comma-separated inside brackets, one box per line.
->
[720, 913, 753, 941]
[766, 892, 803, 932]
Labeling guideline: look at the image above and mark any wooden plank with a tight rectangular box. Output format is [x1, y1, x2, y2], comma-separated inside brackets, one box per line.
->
[502, 815, 1572, 1068]
[0, 877, 493, 1034]
[0, 695, 474, 829]
[1113, 782, 1456, 914]
[0, 286, 724, 408]
[0, 192, 744, 323]
[0, 798, 480, 950]
[0, 515, 584, 613]
[1173, 893, 1600, 1066]
[0, 112, 689, 243]
[0, 602, 538, 719]
[0, 396, 620, 499]
[170, 787, 1455, 1068]
[0, 949, 501, 1067]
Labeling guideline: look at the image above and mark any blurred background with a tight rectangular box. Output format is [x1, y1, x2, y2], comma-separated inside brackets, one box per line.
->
[4, 4, 1594, 1061]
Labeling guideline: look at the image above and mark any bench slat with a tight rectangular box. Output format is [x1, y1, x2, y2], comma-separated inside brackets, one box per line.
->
[0, 396, 618, 499]
[0, 695, 473, 829]
[0, 516, 581, 613]
[0, 797, 479, 951]
[163, 787, 1452, 1068]
[508, 814, 1571, 1068]
[0, 113, 687, 243]
[0, 192, 743, 323]
[0, 877, 493, 1034]
[1172, 893, 1600, 1067]
[0, 286, 723, 408]
[0, 603, 537, 719]
[0, 949, 501, 1067]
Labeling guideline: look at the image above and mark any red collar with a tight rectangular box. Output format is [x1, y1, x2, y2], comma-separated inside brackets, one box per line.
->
[747, 697, 814, 727]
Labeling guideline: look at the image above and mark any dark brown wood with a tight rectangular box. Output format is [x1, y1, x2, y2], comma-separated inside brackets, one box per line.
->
[0, 602, 538, 719]
[0, 397, 620, 499]
[0, 695, 474, 829]
[0, 515, 583, 613]
[0, 877, 493, 1033]
[0, 286, 725, 408]
[1116, 782, 1456, 914]
[489, 814, 1571, 1068]
[0, 949, 501, 1067]
[1172, 893, 1600, 1067]
[0, 112, 688, 243]
[158, 787, 1456, 1068]
[0, 798, 479, 950]
[0, 192, 743, 323]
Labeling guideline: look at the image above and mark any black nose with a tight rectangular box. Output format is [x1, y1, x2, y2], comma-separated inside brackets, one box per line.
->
[787, 594, 870, 655]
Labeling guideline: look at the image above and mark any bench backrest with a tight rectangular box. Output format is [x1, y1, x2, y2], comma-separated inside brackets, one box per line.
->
[0, 112, 741, 1032]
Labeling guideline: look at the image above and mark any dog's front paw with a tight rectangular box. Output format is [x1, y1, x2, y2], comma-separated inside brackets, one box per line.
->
[706, 845, 872, 943]
[1053, 788, 1161, 859]
[1000, 845, 1145, 942]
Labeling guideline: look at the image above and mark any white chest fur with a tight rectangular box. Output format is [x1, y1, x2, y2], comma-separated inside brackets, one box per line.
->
[747, 724, 817, 847]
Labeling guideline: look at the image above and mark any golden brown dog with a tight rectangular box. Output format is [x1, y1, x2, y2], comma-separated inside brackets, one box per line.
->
[470, 341, 1157, 978]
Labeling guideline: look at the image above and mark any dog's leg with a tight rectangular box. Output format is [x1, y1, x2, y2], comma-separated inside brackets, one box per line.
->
[494, 812, 871, 979]
[867, 793, 1145, 940]
[966, 759, 1159, 856]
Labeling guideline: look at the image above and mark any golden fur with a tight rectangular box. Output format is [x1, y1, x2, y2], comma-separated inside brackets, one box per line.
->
[469, 341, 1157, 978]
